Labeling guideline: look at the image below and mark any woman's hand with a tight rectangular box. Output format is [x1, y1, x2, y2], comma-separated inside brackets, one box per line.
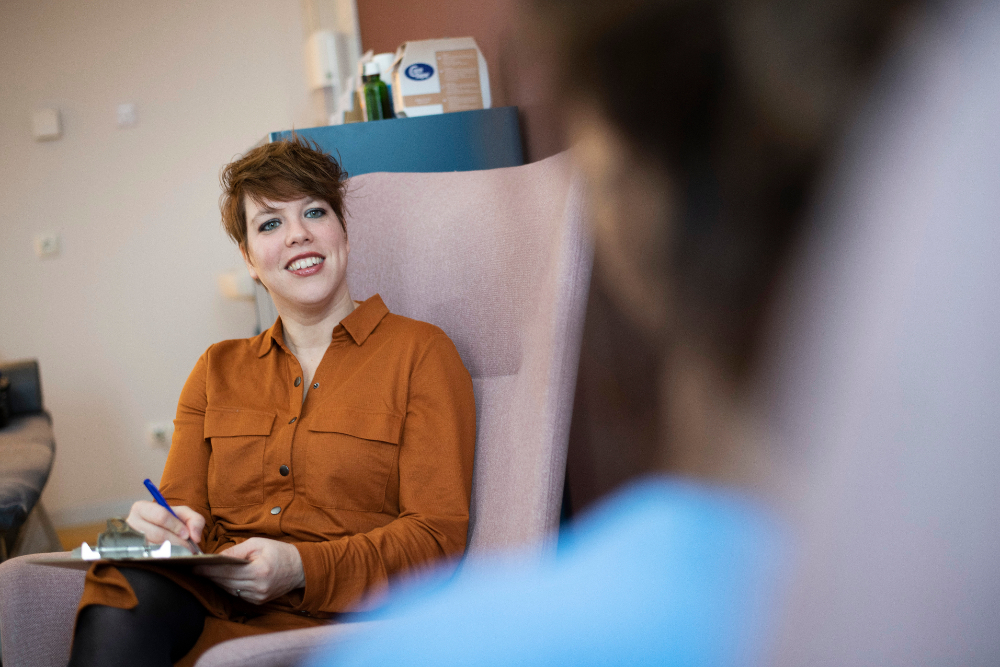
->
[126, 500, 205, 549]
[194, 538, 306, 605]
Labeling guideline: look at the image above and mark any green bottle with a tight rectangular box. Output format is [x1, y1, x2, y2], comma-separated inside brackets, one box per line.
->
[362, 62, 389, 121]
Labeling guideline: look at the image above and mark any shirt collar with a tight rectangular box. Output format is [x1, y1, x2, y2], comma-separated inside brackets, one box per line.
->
[256, 294, 389, 357]
[341, 294, 390, 345]
[257, 317, 287, 357]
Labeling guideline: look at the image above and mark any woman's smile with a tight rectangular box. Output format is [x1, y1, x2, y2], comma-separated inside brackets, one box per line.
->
[286, 253, 325, 275]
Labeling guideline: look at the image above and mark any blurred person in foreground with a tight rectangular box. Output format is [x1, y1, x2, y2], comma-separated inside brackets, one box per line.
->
[768, 1, 1000, 663]
[305, 0, 918, 665]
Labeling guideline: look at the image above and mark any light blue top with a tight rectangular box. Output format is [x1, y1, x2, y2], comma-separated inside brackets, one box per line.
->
[306, 477, 785, 667]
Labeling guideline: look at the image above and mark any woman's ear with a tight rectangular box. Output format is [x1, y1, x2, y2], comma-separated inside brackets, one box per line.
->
[340, 219, 350, 257]
[240, 244, 259, 281]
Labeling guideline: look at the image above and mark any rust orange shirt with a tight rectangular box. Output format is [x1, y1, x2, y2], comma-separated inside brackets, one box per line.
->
[159, 294, 476, 614]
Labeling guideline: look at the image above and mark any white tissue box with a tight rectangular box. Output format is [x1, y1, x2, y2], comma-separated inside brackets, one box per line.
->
[391, 37, 491, 118]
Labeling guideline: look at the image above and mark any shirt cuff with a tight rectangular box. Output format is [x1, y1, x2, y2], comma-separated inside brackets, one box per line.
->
[293, 540, 330, 612]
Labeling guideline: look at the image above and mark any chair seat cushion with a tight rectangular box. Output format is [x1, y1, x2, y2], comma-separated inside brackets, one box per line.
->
[0, 414, 55, 532]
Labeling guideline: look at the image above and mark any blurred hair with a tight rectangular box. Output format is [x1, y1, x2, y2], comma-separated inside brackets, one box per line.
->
[220, 135, 348, 252]
[540, 0, 916, 380]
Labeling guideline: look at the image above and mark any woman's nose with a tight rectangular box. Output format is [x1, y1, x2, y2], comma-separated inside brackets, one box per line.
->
[284, 216, 312, 245]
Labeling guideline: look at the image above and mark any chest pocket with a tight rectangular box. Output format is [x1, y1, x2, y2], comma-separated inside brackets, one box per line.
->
[303, 410, 402, 512]
[204, 408, 275, 507]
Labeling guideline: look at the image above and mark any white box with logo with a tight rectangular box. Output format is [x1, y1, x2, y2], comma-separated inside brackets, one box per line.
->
[391, 37, 491, 118]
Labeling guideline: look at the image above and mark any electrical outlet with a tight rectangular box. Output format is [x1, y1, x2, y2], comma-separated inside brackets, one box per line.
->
[148, 422, 174, 448]
[34, 233, 60, 258]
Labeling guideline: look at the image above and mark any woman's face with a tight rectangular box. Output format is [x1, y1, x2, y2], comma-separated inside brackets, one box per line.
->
[241, 195, 350, 314]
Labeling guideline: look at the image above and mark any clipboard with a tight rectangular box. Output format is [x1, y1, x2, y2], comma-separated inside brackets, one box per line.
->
[29, 552, 248, 570]
[28, 518, 248, 570]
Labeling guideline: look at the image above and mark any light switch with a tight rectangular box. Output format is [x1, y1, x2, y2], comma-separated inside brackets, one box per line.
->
[32, 109, 62, 141]
[116, 103, 137, 128]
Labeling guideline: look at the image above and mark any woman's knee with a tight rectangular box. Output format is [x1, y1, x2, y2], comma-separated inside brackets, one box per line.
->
[69, 568, 206, 667]
[119, 568, 201, 617]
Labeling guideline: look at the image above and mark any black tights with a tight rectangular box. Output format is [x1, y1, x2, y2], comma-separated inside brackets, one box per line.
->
[68, 567, 207, 667]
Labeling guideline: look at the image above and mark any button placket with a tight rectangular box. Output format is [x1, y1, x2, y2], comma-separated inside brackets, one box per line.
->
[267, 352, 300, 523]
[286, 354, 304, 416]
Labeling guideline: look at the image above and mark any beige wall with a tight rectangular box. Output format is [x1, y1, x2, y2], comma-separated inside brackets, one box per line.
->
[0, 0, 311, 526]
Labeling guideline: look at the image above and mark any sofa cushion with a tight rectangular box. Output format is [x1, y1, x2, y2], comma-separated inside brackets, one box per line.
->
[0, 414, 56, 532]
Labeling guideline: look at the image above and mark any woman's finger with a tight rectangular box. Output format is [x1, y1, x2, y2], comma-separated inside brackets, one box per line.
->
[125, 501, 190, 544]
[134, 501, 188, 535]
[216, 539, 259, 561]
[196, 568, 265, 602]
[170, 505, 206, 543]
[202, 573, 255, 589]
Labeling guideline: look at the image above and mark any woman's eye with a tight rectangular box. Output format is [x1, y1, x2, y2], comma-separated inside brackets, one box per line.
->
[259, 218, 280, 232]
[304, 208, 326, 219]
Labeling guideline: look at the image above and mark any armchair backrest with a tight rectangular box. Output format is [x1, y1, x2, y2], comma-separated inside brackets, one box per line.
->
[342, 152, 591, 559]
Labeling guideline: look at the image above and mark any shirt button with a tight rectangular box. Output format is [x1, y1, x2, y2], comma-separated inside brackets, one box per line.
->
[270, 506, 281, 515]
[279, 465, 289, 476]
[294, 377, 301, 387]
[312, 383, 319, 389]
[288, 417, 297, 424]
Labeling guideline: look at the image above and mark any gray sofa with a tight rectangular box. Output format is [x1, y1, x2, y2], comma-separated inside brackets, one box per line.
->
[0, 360, 60, 561]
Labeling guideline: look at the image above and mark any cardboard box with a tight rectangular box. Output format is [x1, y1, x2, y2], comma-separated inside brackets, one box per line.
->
[391, 38, 491, 118]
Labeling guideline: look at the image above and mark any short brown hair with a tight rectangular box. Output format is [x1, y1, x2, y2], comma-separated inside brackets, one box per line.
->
[547, 0, 914, 380]
[220, 135, 348, 252]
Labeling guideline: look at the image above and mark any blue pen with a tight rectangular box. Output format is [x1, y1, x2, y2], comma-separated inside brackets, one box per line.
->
[143, 478, 202, 554]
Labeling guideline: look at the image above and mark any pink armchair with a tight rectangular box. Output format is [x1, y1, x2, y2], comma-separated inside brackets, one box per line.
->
[0, 151, 591, 667]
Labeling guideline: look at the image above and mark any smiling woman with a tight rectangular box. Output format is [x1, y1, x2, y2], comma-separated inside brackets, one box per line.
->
[65, 137, 477, 667]
[242, 196, 353, 328]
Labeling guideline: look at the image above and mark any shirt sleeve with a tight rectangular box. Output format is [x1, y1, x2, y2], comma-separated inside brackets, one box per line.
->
[292, 333, 476, 612]
[159, 349, 220, 550]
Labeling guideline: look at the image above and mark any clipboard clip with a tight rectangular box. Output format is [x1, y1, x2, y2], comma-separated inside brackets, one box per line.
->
[74, 518, 194, 560]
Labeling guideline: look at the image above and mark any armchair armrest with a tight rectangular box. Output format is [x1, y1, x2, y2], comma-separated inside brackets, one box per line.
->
[0, 553, 85, 667]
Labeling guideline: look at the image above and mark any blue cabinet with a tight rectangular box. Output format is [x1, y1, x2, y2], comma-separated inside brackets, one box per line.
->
[268, 106, 523, 177]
